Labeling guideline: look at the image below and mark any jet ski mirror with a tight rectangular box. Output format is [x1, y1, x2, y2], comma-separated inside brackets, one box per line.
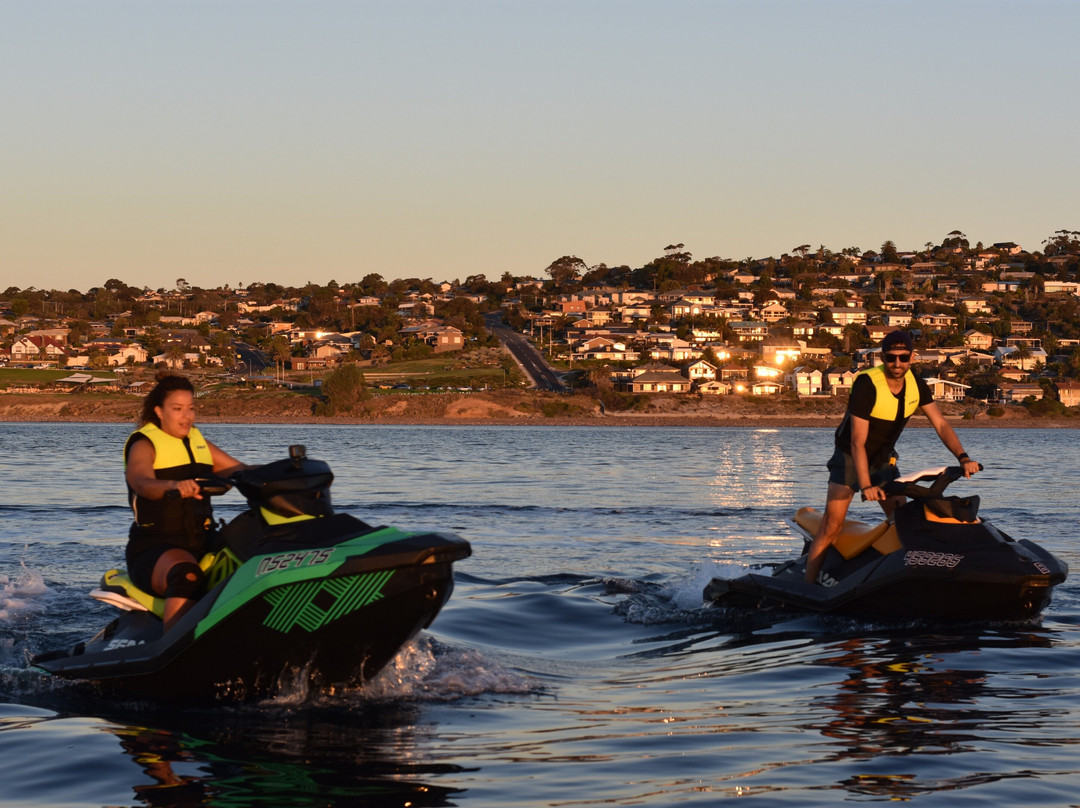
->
[289, 444, 306, 469]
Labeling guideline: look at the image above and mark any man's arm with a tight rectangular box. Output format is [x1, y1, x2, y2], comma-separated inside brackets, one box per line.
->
[921, 401, 980, 477]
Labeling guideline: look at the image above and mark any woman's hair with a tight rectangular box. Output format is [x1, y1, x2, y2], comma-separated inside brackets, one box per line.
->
[138, 372, 195, 427]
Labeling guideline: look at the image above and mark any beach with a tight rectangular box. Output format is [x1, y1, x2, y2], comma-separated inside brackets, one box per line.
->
[1, 388, 1071, 428]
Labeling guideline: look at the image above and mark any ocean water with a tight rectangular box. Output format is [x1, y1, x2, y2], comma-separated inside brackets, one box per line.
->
[1, 422, 1078, 807]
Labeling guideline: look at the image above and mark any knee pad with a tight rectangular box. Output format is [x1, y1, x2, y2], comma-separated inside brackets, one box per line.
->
[164, 561, 204, 600]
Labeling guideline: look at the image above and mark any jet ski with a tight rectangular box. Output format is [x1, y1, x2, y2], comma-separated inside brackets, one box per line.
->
[704, 465, 1067, 621]
[33, 445, 471, 700]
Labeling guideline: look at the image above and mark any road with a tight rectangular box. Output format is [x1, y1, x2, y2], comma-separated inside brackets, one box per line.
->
[232, 340, 270, 374]
[484, 314, 567, 393]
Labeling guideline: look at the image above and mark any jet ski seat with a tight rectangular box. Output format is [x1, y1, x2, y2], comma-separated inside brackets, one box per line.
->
[91, 569, 164, 615]
[793, 507, 901, 559]
[89, 550, 233, 618]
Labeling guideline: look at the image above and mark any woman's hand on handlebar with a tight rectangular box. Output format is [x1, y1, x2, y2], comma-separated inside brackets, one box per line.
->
[168, 479, 203, 500]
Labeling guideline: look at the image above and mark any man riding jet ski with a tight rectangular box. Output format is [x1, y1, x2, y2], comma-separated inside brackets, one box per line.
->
[33, 446, 471, 700]
[704, 466, 1067, 621]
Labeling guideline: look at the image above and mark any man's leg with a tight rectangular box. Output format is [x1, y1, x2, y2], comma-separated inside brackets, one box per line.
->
[804, 482, 855, 583]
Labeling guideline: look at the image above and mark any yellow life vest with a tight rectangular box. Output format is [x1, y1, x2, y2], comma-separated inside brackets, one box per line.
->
[859, 365, 920, 421]
[126, 422, 213, 469]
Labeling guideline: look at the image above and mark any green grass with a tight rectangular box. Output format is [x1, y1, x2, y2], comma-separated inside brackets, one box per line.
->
[356, 356, 521, 389]
[0, 368, 118, 383]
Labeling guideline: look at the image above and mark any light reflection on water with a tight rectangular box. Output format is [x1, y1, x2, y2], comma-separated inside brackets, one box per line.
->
[1, 422, 1079, 806]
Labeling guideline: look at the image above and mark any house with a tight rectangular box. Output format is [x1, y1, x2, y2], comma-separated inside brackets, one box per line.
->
[432, 326, 464, 353]
[1056, 381, 1080, 407]
[718, 364, 749, 382]
[998, 383, 1044, 403]
[628, 369, 692, 394]
[649, 338, 699, 363]
[923, 377, 970, 402]
[963, 330, 994, 351]
[995, 345, 1047, 371]
[696, 380, 733, 395]
[753, 364, 784, 380]
[10, 335, 68, 364]
[758, 301, 789, 323]
[826, 367, 858, 394]
[750, 380, 786, 396]
[728, 321, 770, 342]
[760, 343, 803, 367]
[791, 366, 824, 395]
[575, 337, 640, 362]
[882, 312, 914, 328]
[828, 307, 869, 326]
[85, 339, 150, 366]
[921, 313, 958, 330]
[682, 359, 717, 382]
[960, 298, 993, 315]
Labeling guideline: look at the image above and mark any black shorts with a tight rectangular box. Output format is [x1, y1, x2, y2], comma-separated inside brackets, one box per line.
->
[125, 529, 216, 593]
[827, 448, 901, 490]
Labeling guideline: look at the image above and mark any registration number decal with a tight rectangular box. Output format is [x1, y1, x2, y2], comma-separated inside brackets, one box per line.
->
[904, 550, 963, 569]
[256, 549, 334, 576]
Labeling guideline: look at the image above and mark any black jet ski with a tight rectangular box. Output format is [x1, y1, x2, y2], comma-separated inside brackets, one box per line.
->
[704, 466, 1067, 621]
[33, 445, 471, 700]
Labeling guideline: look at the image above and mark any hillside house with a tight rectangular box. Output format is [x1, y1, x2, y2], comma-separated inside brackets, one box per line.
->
[696, 380, 734, 395]
[751, 380, 785, 396]
[963, 330, 994, 350]
[828, 307, 869, 326]
[923, 377, 970, 402]
[791, 366, 824, 395]
[682, 358, 717, 382]
[998, 383, 1044, 403]
[628, 369, 692, 394]
[826, 367, 858, 394]
[1056, 381, 1080, 407]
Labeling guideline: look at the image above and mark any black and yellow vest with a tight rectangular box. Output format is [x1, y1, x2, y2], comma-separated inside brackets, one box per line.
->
[834, 366, 921, 467]
[859, 365, 920, 421]
[124, 423, 215, 545]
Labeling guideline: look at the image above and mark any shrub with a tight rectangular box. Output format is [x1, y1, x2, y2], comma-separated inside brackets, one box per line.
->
[1025, 397, 1066, 418]
[316, 363, 368, 415]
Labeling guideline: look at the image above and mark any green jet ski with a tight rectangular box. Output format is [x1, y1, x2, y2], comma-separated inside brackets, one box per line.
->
[33, 445, 471, 701]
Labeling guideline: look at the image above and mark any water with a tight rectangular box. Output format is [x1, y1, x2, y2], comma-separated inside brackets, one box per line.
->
[1, 423, 1078, 807]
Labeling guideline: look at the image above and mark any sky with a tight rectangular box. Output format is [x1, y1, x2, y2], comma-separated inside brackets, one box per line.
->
[3, 0, 1079, 293]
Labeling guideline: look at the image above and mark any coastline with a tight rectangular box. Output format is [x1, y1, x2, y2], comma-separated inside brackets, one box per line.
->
[2, 390, 1076, 428]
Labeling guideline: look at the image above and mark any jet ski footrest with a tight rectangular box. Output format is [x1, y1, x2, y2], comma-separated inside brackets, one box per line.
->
[793, 507, 894, 560]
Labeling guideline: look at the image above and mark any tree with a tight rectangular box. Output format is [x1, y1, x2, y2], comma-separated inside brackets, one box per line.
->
[319, 363, 368, 415]
[546, 256, 587, 286]
[880, 240, 900, 264]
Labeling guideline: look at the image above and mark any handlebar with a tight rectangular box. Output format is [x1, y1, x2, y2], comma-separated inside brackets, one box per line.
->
[195, 476, 236, 497]
[882, 464, 983, 500]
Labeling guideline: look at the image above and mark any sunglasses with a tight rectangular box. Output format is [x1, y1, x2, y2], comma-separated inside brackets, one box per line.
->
[884, 352, 912, 364]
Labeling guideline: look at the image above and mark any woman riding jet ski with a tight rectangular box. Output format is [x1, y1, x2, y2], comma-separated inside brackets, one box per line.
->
[704, 466, 1067, 621]
[33, 446, 471, 700]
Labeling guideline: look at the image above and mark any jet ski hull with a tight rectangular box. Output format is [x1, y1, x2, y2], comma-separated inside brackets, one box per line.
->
[705, 470, 1068, 623]
[34, 527, 470, 700]
[705, 537, 1065, 621]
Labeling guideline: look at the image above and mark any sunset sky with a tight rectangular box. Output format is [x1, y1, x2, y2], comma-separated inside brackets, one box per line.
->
[3, 0, 1078, 293]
